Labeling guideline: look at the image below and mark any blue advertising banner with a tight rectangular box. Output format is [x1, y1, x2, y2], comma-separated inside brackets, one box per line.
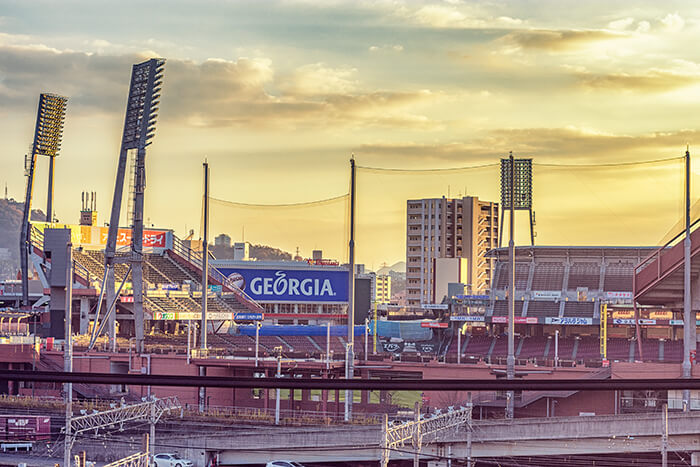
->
[216, 267, 349, 302]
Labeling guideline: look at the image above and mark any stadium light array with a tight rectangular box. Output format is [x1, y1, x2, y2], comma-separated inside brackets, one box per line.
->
[32, 93, 68, 157]
[500, 157, 533, 210]
[121, 58, 164, 149]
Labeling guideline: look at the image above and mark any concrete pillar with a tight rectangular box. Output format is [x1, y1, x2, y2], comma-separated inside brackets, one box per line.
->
[692, 451, 700, 466]
[79, 298, 89, 334]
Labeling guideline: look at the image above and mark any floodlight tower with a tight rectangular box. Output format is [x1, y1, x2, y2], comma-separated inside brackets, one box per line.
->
[499, 154, 533, 420]
[20, 93, 68, 307]
[101, 58, 165, 352]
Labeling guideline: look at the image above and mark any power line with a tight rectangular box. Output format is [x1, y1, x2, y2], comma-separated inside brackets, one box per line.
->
[357, 155, 683, 172]
[357, 162, 499, 173]
[534, 155, 683, 168]
[209, 193, 348, 208]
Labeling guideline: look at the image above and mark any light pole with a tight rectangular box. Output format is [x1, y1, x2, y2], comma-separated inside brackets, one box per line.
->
[96, 58, 165, 352]
[346, 157, 356, 421]
[500, 154, 533, 419]
[20, 93, 68, 307]
[63, 243, 73, 467]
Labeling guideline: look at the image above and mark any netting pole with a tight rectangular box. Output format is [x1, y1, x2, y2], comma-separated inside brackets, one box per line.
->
[683, 147, 695, 411]
[345, 156, 356, 422]
[506, 152, 515, 420]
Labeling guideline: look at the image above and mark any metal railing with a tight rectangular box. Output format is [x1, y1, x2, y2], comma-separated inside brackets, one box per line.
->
[104, 451, 149, 467]
[170, 235, 263, 311]
[634, 217, 700, 295]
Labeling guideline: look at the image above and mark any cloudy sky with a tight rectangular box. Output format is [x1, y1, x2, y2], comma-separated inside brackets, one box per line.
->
[2, 0, 700, 266]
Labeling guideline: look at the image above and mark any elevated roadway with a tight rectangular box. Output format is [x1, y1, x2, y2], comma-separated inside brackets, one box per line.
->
[171, 412, 700, 465]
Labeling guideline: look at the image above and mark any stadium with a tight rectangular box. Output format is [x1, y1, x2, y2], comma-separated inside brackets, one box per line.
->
[2, 56, 700, 466]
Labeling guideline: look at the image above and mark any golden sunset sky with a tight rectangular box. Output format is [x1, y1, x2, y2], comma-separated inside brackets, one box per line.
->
[2, 1, 700, 266]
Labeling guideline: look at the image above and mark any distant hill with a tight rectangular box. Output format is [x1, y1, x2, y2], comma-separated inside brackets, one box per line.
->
[211, 243, 292, 262]
[0, 198, 46, 279]
[376, 261, 406, 275]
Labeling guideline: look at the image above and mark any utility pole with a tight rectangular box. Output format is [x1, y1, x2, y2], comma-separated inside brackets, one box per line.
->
[275, 346, 282, 425]
[662, 403, 668, 467]
[199, 161, 209, 413]
[149, 398, 156, 462]
[364, 317, 369, 361]
[506, 152, 515, 419]
[63, 243, 73, 467]
[326, 322, 331, 370]
[683, 147, 695, 412]
[457, 327, 461, 365]
[467, 393, 473, 467]
[255, 321, 261, 367]
[346, 156, 356, 422]
[413, 401, 421, 467]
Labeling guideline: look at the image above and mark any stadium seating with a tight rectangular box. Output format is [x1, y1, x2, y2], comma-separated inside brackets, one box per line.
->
[604, 262, 635, 291]
[551, 336, 575, 360]
[604, 338, 631, 361]
[662, 339, 683, 362]
[526, 301, 560, 318]
[311, 335, 347, 354]
[563, 302, 595, 318]
[464, 335, 493, 358]
[568, 262, 601, 290]
[490, 335, 519, 358]
[491, 300, 524, 316]
[517, 336, 547, 359]
[638, 338, 661, 362]
[531, 262, 564, 290]
[495, 262, 530, 290]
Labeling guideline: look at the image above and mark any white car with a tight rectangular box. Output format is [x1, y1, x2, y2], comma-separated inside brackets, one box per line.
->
[265, 462, 305, 467]
[153, 453, 194, 467]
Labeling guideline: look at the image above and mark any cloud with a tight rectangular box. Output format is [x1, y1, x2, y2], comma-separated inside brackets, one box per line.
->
[661, 12, 685, 32]
[278, 62, 358, 96]
[356, 127, 699, 163]
[500, 29, 623, 52]
[576, 70, 699, 93]
[368, 44, 404, 53]
[607, 17, 635, 31]
[0, 39, 438, 130]
[395, 3, 522, 29]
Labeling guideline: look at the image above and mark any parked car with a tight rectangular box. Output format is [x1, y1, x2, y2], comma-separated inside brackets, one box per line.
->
[154, 453, 194, 467]
[265, 462, 305, 467]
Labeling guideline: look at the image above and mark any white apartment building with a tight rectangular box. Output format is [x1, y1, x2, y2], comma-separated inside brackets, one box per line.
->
[406, 196, 499, 306]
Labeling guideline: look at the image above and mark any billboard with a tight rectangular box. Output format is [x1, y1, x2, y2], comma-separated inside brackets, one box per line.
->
[216, 267, 349, 303]
[33, 222, 172, 250]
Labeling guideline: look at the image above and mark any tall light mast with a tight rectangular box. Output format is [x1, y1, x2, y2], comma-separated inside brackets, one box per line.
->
[93, 58, 165, 352]
[20, 93, 68, 307]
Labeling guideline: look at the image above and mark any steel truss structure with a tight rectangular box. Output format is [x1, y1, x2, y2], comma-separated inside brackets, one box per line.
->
[381, 405, 472, 467]
[103, 451, 149, 467]
[68, 396, 181, 436]
[93, 58, 165, 352]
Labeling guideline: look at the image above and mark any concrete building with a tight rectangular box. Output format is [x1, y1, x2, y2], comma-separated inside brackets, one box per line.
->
[375, 274, 391, 304]
[215, 233, 231, 248]
[233, 241, 249, 260]
[406, 196, 498, 306]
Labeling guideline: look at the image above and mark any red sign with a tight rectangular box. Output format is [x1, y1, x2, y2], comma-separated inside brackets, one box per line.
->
[120, 296, 134, 303]
[143, 230, 167, 248]
[420, 322, 448, 328]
